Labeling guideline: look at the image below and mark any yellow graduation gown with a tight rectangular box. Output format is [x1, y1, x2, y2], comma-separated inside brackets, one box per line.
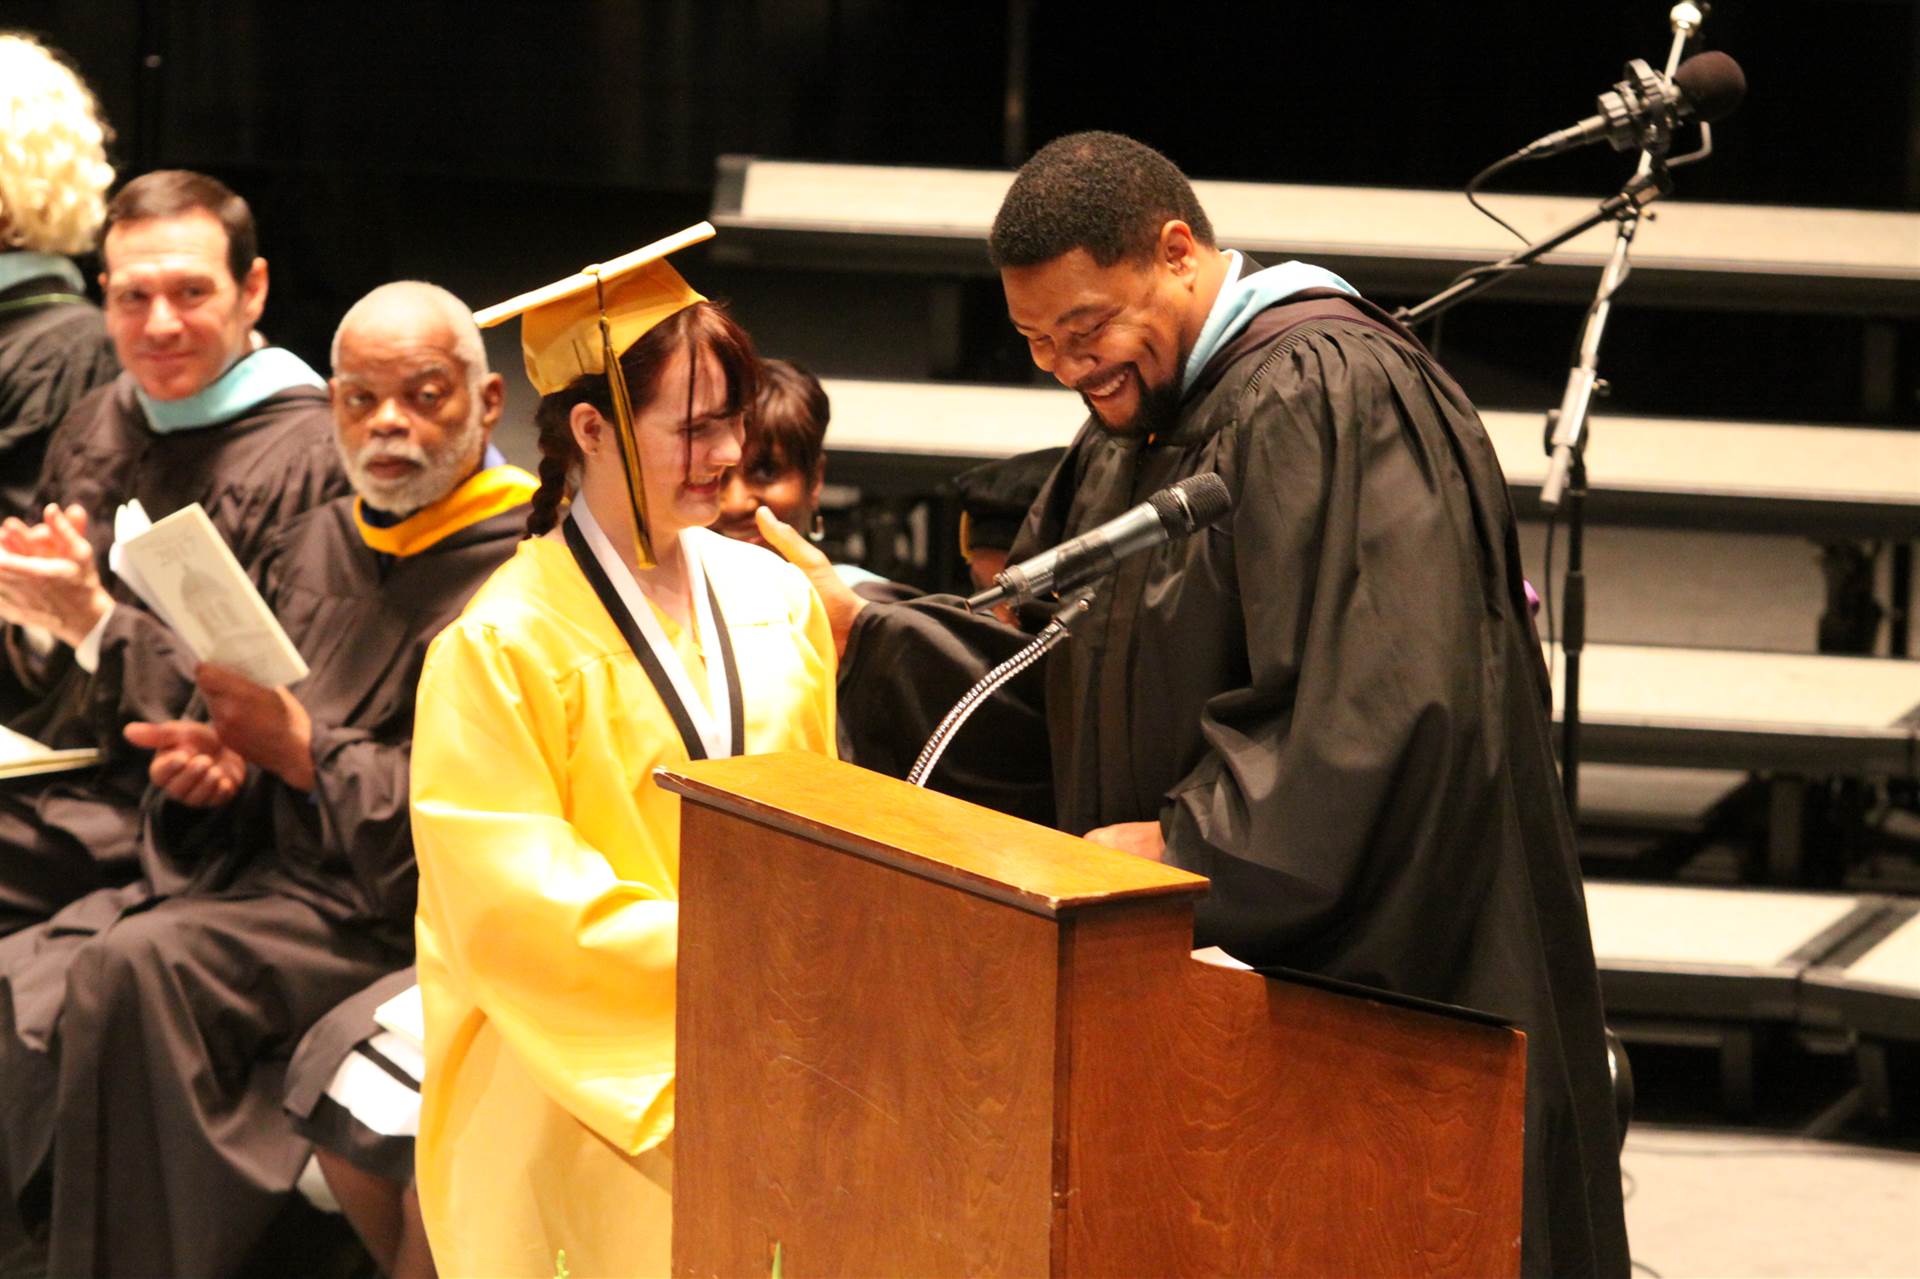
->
[411, 528, 837, 1278]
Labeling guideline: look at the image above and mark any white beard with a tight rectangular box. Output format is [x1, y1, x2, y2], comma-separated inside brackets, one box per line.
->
[340, 411, 485, 516]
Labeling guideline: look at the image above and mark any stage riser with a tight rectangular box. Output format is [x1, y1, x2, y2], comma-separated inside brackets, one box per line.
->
[1589, 885, 1920, 1118]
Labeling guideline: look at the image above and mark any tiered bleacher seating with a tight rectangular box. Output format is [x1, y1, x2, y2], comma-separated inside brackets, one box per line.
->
[1585, 881, 1889, 1115]
[1802, 900, 1920, 1122]
[712, 157, 1920, 313]
[817, 378, 1920, 543]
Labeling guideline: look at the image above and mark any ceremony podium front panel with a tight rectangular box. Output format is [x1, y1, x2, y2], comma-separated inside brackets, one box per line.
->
[659, 753, 1525, 1278]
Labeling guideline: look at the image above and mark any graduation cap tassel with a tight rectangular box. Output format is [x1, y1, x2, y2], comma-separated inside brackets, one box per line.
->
[593, 267, 656, 570]
[471, 221, 715, 574]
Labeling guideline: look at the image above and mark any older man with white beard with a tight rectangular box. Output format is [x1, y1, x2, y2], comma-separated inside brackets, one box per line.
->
[0, 281, 536, 1277]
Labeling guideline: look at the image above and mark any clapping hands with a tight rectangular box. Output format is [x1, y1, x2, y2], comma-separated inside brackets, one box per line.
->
[123, 719, 246, 808]
[124, 661, 315, 805]
[0, 504, 114, 646]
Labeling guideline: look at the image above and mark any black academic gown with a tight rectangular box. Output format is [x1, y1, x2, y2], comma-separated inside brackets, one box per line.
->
[839, 290, 1630, 1278]
[0, 275, 118, 523]
[0, 496, 526, 1279]
[836, 569, 1055, 821]
[0, 371, 347, 934]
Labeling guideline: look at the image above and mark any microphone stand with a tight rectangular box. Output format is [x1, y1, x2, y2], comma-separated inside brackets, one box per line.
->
[1390, 174, 1663, 816]
[1540, 198, 1645, 818]
[1547, 12, 1700, 817]
[1392, 168, 1668, 333]
[906, 590, 1095, 789]
[1393, 4, 1703, 817]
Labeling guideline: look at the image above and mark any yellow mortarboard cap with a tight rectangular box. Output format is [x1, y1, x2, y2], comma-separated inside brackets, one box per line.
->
[473, 221, 712, 395]
[473, 222, 717, 568]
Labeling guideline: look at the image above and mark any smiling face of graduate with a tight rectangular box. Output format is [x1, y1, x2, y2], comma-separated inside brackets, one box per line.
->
[1001, 221, 1211, 438]
[573, 345, 745, 558]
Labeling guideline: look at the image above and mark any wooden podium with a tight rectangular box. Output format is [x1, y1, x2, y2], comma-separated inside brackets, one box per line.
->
[659, 753, 1524, 1278]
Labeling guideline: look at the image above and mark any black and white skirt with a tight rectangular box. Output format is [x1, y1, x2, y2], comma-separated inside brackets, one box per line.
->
[283, 966, 421, 1186]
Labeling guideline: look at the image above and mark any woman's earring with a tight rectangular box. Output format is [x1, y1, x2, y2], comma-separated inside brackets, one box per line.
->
[808, 511, 826, 544]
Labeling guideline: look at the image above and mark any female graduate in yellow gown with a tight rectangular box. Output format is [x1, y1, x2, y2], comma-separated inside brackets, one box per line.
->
[409, 229, 836, 1277]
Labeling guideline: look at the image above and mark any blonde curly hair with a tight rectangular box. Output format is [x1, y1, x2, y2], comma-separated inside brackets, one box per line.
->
[0, 33, 114, 256]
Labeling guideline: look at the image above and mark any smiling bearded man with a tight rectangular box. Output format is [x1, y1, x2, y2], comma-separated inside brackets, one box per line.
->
[780, 131, 1630, 1279]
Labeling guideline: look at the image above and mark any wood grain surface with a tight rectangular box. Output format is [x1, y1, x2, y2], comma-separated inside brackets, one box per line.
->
[674, 800, 1061, 1277]
[659, 752, 1206, 917]
[672, 757, 1526, 1277]
[1057, 904, 1526, 1278]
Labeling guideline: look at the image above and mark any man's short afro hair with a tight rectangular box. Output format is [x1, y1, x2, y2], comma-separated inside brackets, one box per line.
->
[988, 131, 1215, 270]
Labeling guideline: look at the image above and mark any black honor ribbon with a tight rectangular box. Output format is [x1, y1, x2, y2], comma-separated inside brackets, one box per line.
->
[563, 516, 746, 759]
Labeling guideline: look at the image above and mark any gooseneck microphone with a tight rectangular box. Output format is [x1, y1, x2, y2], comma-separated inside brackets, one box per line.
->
[965, 473, 1232, 612]
[1516, 50, 1746, 159]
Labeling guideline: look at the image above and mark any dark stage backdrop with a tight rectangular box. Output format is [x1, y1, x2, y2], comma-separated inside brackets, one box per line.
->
[4, 0, 1916, 427]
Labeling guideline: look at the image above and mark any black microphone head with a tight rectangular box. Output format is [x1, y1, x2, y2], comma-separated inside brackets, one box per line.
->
[1673, 51, 1745, 124]
[1150, 472, 1232, 535]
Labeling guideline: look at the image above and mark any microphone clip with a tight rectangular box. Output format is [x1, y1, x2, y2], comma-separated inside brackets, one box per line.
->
[1515, 58, 1684, 161]
[1601, 59, 1681, 157]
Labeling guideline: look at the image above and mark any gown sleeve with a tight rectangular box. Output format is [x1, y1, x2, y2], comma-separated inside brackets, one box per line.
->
[1160, 324, 1510, 976]
[410, 620, 679, 1156]
[0, 307, 117, 520]
[87, 607, 201, 736]
[836, 596, 1054, 824]
[308, 722, 416, 927]
[795, 565, 841, 756]
[217, 416, 352, 574]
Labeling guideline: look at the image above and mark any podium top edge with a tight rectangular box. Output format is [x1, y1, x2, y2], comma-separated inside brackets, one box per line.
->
[658, 753, 1207, 919]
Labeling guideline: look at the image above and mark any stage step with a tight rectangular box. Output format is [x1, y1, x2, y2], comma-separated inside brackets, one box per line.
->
[1577, 764, 1747, 831]
[1802, 900, 1920, 1122]
[712, 157, 1920, 313]
[1585, 881, 1920, 1117]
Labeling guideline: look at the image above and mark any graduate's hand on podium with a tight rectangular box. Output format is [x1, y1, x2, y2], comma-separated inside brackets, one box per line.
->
[0, 504, 114, 647]
[196, 662, 316, 791]
[1084, 820, 1166, 862]
[755, 505, 865, 659]
[124, 719, 246, 808]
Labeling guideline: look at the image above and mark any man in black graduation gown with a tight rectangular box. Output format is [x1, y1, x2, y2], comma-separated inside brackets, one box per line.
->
[0, 170, 346, 936]
[800, 132, 1629, 1277]
[0, 280, 534, 1276]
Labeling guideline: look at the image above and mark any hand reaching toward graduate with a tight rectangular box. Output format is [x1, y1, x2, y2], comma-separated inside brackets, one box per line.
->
[123, 719, 247, 808]
[0, 504, 114, 646]
[1084, 820, 1166, 862]
[755, 504, 866, 658]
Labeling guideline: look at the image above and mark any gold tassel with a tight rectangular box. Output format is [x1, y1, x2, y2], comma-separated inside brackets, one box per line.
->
[592, 267, 655, 569]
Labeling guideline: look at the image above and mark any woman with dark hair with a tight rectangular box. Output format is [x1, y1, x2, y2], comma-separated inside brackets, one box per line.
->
[407, 232, 836, 1277]
[716, 356, 900, 598]
[715, 355, 827, 547]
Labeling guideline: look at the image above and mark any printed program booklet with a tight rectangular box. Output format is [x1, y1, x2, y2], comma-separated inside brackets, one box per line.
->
[111, 500, 308, 689]
[0, 724, 99, 779]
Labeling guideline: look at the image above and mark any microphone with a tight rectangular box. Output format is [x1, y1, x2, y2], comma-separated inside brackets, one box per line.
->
[1516, 51, 1745, 159]
[965, 473, 1231, 612]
